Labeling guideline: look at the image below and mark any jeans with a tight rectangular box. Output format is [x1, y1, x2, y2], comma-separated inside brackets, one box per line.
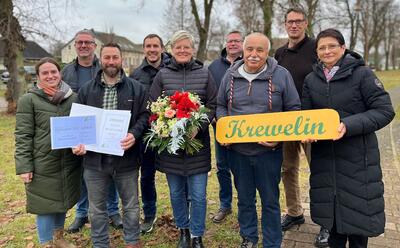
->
[228, 149, 283, 248]
[36, 213, 66, 244]
[84, 166, 140, 248]
[214, 126, 232, 210]
[166, 172, 208, 237]
[140, 142, 157, 219]
[75, 177, 120, 218]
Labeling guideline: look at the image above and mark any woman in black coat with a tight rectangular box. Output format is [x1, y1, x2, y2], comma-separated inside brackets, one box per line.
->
[148, 30, 217, 248]
[302, 29, 395, 248]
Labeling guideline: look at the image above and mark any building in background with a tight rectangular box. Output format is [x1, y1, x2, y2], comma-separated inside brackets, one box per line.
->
[61, 29, 143, 74]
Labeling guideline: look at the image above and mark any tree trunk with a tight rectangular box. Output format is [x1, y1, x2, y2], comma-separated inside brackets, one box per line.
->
[257, 0, 274, 54]
[0, 0, 25, 114]
[190, 0, 214, 62]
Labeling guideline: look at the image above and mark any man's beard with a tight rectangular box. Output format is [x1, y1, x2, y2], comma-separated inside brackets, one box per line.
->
[103, 65, 121, 78]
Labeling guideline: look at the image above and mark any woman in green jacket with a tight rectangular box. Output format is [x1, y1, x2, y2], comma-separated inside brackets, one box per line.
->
[15, 57, 81, 247]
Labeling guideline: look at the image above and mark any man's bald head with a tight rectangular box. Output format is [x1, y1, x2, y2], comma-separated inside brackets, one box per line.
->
[242, 32, 270, 73]
[243, 32, 270, 52]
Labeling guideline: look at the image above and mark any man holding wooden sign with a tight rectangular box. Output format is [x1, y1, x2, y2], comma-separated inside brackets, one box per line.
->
[216, 32, 301, 248]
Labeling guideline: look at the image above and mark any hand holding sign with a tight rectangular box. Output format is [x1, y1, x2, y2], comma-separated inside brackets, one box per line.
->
[216, 109, 340, 144]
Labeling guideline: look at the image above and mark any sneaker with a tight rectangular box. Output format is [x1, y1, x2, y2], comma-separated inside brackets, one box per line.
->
[66, 216, 88, 233]
[240, 237, 257, 248]
[140, 216, 157, 233]
[281, 214, 305, 231]
[109, 213, 123, 229]
[212, 208, 232, 223]
[314, 227, 329, 247]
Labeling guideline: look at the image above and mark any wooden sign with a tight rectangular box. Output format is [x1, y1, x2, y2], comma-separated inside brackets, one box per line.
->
[216, 109, 340, 143]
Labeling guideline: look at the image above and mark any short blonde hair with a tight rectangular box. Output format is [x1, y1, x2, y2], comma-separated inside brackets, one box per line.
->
[169, 30, 195, 49]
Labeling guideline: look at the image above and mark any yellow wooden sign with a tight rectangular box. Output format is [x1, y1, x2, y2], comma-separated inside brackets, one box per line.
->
[216, 109, 340, 143]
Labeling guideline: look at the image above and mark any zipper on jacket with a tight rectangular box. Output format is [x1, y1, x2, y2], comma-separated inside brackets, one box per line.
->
[183, 66, 186, 91]
[327, 80, 337, 197]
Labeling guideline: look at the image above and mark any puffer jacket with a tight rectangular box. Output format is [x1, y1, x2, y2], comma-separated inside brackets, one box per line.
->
[129, 53, 171, 92]
[15, 87, 81, 214]
[302, 50, 395, 236]
[149, 58, 217, 176]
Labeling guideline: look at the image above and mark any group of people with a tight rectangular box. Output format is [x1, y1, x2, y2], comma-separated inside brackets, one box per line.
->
[14, 6, 394, 248]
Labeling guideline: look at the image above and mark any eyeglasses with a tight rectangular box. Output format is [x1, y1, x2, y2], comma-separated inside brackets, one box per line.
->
[285, 19, 305, 26]
[226, 39, 242, 44]
[317, 44, 341, 52]
[75, 40, 96, 46]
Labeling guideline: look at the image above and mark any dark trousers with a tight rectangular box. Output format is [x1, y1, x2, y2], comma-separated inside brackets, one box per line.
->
[140, 142, 157, 219]
[329, 222, 368, 248]
[228, 149, 283, 248]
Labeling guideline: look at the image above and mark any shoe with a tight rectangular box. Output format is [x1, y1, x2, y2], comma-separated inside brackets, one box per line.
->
[53, 228, 76, 248]
[125, 242, 142, 248]
[66, 217, 88, 233]
[212, 208, 232, 223]
[141, 216, 157, 233]
[314, 227, 329, 248]
[192, 236, 204, 248]
[109, 213, 123, 229]
[41, 241, 53, 248]
[281, 214, 305, 231]
[177, 228, 191, 248]
[240, 237, 257, 248]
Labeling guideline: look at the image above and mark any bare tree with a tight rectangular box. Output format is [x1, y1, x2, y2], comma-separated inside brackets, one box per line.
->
[233, 0, 263, 35]
[190, 0, 215, 61]
[0, 0, 73, 113]
[359, 0, 391, 65]
[383, 3, 399, 70]
[0, 0, 25, 114]
[256, 0, 275, 40]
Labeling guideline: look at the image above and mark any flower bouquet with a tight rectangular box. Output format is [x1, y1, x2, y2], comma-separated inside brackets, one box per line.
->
[144, 91, 210, 155]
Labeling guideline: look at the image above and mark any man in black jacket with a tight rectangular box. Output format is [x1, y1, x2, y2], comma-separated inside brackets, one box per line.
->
[208, 30, 243, 223]
[62, 29, 122, 233]
[274, 7, 329, 247]
[129, 34, 170, 234]
[73, 43, 149, 248]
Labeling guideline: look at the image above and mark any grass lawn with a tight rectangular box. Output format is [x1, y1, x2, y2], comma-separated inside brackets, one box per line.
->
[0, 70, 398, 247]
[0, 113, 295, 248]
[376, 70, 400, 90]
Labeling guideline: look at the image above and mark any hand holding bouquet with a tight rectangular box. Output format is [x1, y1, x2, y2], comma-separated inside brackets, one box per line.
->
[144, 91, 209, 155]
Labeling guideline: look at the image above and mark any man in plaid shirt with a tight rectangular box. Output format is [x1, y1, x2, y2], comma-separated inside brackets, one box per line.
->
[73, 43, 149, 248]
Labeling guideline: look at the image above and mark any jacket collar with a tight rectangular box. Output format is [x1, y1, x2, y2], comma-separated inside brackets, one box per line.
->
[166, 57, 203, 71]
[73, 55, 100, 69]
[284, 35, 311, 52]
[229, 57, 279, 80]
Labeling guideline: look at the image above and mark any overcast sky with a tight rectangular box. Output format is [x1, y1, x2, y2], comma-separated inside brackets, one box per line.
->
[57, 0, 167, 44]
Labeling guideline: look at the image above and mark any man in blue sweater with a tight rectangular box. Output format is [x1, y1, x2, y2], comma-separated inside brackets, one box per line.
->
[217, 32, 300, 248]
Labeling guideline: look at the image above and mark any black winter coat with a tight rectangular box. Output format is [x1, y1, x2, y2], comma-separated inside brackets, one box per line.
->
[129, 53, 171, 92]
[149, 58, 217, 176]
[77, 70, 149, 172]
[302, 51, 395, 237]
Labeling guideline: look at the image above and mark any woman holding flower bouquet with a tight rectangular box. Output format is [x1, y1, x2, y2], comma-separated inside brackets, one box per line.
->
[148, 30, 217, 248]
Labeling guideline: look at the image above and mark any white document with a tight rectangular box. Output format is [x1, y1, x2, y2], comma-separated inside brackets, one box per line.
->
[70, 103, 131, 156]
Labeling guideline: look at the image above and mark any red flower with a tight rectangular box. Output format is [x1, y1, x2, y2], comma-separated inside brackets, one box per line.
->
[169, 91, 199, 118]
[148, 114, 158, 124]
[176, 109, 191, 118]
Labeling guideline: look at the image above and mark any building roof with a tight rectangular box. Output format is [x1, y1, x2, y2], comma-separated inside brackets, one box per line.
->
[0, 39, 52, 59]
[63, 29, 142, 53]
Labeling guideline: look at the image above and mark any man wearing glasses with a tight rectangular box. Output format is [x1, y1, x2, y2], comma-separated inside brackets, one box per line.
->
[274, 7, 329, 248]
[62, 29, 122, 233]
[208, 30, 243, 224]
